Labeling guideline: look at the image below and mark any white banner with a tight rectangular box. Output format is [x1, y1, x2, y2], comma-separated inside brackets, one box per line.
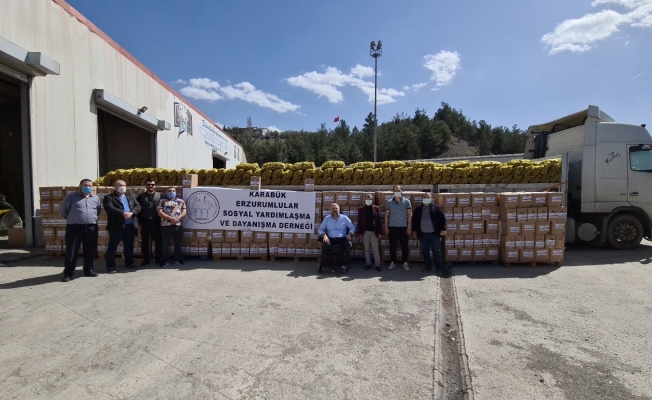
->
[183, 187, 316, 233]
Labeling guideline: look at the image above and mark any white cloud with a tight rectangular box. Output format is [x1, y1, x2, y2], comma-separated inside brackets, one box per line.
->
[178, 78, 299, 113]
[411, 82, 428, 91]
[179, 86, 223, 101]
[542, 0, 652, 54]
[267, 125, 280, 132]
[423, 51, 461, 90]
[287, 65, 404, 105]
[173, 79, 187, 85]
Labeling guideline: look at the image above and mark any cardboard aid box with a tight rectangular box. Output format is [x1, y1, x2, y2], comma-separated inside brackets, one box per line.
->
[502, 249, 519, 263]
[520, 249, 534, 262]
[457, 194, 471, 208]
[304, 178, 314, 192]
[473, 247, 486, 261]
[549, 248, 564, 262]
[322, 191, 336, 206]
[250, 176, 261, 190]
[445, 248, 459, 262]
[486, 247, 499, 261]
[182, 174, 198, 188]
[459, 248, 473, 262]
[436, 193, 457, 207]
[535, 248, 549, 262]
[498, 193, 519, 208]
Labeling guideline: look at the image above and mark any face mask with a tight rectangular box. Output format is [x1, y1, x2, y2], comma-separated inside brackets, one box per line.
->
[423, 198, 432, 205]
[365, 199, 373, 206]
[167, 192, 176, 200]
[394, 192, 401, 198]
[81, 187, 92, 195]
[331, 210, 339, 217]
[117, 186, 126, 194]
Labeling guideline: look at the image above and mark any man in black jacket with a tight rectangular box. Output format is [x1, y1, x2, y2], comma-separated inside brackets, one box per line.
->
[104, 180, 141, 273]
[136, 178, 162, 267]
[411, 192, 448, 276]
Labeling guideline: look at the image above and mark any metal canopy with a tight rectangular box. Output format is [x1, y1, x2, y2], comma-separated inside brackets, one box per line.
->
[0, 36, 60, 77]
[94, 89, 170, 132]
[526, 105, 615, 135]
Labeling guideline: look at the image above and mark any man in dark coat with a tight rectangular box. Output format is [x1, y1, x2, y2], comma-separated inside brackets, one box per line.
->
[104, 180, 141, 273]
[357, 193, 382, 271]
[136, 178, 162, 266]
[411, 192, 448, 276]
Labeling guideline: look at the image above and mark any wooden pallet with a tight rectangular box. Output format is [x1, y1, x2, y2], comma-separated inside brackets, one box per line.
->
[214, 255, 267, 261]
[269, 255, 320, 262]
[503, 260, 563, 268]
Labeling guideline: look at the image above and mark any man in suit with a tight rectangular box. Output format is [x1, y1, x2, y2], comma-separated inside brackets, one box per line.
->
[104, 180, 141, 273]
[357, 193, 382, 271]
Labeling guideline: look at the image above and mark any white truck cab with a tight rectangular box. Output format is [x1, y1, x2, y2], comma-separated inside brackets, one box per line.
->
[525, 105, 651, 249]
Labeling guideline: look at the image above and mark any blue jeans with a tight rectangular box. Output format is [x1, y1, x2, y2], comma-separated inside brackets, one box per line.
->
[419, 233, 443, 272]
[106, 224, 137, 270]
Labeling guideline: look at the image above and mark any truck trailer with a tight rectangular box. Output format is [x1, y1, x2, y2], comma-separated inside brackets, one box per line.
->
[524, 105, 651, 249]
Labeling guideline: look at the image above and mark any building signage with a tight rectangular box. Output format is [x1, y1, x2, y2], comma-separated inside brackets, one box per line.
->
[183, 187, 316, 233]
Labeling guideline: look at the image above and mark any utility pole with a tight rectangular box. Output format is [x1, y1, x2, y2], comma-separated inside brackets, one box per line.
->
[370, 40, 382, 163]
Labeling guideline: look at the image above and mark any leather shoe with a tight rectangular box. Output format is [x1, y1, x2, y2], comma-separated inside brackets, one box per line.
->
[140, 260, 150, 267]
[375, 266, 382, 272]
[126, 264, 137, 269]
[61, 275, 72, 282]
[364, 265, 372, 270]
[84, 271, 98, 277]
[107, 270, 117, 274]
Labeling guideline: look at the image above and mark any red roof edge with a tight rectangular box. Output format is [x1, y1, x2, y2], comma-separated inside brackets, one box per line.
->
[50, 0, 241, 147]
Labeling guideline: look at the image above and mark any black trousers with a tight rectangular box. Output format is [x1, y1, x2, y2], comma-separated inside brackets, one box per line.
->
[320, 237, 351, 266]
[388, 226, 409, 263]
[161, 225, 183, 264]
[63, 224, 98, 277]
[140, 218, 162, 263]
[106, 225, 137, 270]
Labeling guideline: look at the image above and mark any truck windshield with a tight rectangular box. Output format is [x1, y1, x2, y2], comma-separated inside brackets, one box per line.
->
[630, 146, 652, 171]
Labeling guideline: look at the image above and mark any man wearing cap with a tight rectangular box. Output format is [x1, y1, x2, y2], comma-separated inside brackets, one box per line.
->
[58, 179, 102, 282]
[137, 178, 162, 267]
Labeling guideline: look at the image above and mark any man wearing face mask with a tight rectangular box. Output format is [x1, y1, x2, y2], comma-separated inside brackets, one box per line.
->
[104, 180, 141, 273]
[385, 185, 412, 270]
[318, 203, 356, 269]
[357, 193, 382, 271]
[157, 187, 187, 268]
[411, 192, 448, 276]
[136, 178, 162, 267]
[59, 178, 102, 282]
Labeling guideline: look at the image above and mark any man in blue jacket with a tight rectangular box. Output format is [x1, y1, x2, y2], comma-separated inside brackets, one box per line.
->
[411, 192, 448, 277]
[318, 203, 356, 268]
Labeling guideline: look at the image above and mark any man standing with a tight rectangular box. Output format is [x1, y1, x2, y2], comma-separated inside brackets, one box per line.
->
[157, 187, 187, 268]
[318, 203, 356, 268]
[357, 193, 382, 271]
[411, 192, 448, 276]
[384, 185, 412, 270]
[137, 178, 162, 267]
[104, 180, 141, 273]
[59, 179, 101, 282]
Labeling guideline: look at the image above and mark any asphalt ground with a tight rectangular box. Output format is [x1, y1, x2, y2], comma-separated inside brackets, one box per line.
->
[0, 257, 441, 400]
[453, 243, 652, 400]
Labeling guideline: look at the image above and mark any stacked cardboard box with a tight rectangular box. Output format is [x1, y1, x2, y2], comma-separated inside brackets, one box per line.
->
[498, 192, 566, 264]
[437, 192, 500, 263]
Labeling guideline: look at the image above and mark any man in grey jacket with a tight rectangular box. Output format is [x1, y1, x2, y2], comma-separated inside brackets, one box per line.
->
[59, 178, 101, 282]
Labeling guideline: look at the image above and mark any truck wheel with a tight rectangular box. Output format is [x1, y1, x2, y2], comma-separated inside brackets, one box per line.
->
[606, 214, 644, 250]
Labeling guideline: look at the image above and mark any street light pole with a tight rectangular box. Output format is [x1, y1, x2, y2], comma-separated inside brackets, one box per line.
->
[370, 40, 382, 163]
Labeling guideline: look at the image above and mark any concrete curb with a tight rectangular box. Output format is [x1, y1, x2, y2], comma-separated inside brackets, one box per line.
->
[451, 271, 474, 400]
[0, 249, 46, 264]
[433, 276, 445, 400]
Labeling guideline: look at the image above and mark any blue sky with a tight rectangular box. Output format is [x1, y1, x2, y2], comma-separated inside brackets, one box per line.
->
[67, 0, 651, 134]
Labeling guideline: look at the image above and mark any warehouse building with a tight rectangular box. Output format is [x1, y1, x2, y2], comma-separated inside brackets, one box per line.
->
[0, 0, 245, 245]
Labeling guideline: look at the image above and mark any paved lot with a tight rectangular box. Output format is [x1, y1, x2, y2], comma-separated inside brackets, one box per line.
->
[0, 258, 440, 400]
[454, 243, 652, 400]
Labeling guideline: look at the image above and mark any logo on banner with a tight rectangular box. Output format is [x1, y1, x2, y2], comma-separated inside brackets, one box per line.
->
[186, 191, 220, 224]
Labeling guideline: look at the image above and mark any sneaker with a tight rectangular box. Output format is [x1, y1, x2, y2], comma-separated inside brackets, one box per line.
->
[364, 265, 372, 270]
[160, 262, 170, 268]
[375, 266, 382, 272]
[403, 262, 410, 271]
[61, 275, 72, 282]
[174, 260, 185, 266]
[388, 262, 396, 270]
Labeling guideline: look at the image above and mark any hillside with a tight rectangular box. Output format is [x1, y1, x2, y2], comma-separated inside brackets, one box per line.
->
[438, 135, 480, 158]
